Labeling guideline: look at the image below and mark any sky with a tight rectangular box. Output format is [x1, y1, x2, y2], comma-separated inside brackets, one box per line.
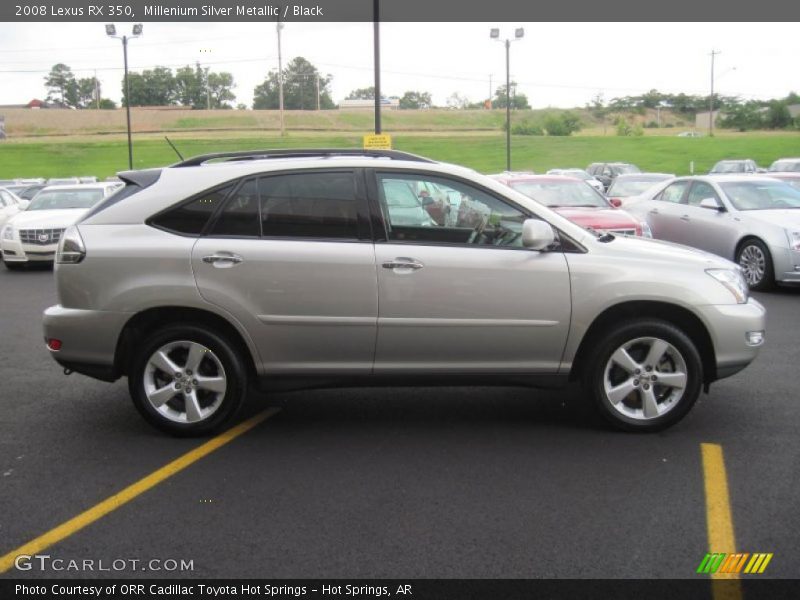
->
[0, 22, 798, 109]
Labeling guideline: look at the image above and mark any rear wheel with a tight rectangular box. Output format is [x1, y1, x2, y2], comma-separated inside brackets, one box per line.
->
[129, 324, 248, 436]
[736, 239, 774, 291]
[584, 319, 703, 432]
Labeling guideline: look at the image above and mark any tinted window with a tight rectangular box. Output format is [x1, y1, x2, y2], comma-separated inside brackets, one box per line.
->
[211, 179, 261, 237]
[151, 184, 234, 235]
[657, 181, 689, 204]
[377, 173, 529, 247]
[259, 172, 358, 239]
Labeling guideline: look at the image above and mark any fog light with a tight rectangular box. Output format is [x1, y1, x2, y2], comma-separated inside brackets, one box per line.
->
[746, 331, 764, 346]
[47, 338, 62, 351]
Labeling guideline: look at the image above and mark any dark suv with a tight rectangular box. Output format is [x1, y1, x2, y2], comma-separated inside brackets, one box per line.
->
[587, 163, 641, 191]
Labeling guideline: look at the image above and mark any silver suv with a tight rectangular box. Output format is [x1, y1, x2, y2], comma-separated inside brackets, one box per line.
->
[43, 149, 766, 435]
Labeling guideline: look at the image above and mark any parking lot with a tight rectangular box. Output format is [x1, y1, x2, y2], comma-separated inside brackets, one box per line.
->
[1, 265, 798, 579]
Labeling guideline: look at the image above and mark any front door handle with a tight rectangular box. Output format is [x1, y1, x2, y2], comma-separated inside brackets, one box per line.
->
[680, 215, 690, 222]
[649, 208, 660, 215]
[382, 257, 424, 271]
[202, 253, 244, 267]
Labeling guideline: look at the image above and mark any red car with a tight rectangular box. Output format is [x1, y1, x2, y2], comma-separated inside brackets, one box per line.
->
[490, 173, 652, 237]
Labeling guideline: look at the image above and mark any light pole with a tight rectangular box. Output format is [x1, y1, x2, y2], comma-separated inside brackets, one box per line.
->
[709, 49, 721, 137]
[276, 18, 285, 136]
[491, 27, 524, 172]
[106, 23, 142, 170]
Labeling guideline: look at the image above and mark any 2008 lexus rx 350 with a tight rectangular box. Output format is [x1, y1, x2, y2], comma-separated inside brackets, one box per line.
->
[43, 150, 766, 436]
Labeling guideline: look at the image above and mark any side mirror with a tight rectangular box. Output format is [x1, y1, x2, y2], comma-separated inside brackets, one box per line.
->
[18, 199, 30, 210]
[609, 198, 622, 208]
[699, 197, 723, 211]
[522, 219, 556, 250]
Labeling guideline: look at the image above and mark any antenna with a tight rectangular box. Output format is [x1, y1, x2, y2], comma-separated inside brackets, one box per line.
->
[164, 136, 184, 161]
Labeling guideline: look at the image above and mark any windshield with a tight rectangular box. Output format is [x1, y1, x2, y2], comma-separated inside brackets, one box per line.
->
[711, 161, 747, 173]
[769, 160, 800, 173]
[720, 181, 800, 211]
[511, 180, 609, 208]
[608, 178, 666, 197]
[27, 189, 105, 211]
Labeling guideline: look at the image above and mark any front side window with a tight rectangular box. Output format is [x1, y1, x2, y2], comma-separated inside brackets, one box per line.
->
[377, 173, 529, 248]
[657, 181, 689, 204]
[686, 182, 720, 206]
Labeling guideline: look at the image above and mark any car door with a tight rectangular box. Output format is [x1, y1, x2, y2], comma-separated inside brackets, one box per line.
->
[680, 180, 736, 257]
[369, 170, 572, 374]
[642, 180, 690, 243]
[191, 170, 378, 374]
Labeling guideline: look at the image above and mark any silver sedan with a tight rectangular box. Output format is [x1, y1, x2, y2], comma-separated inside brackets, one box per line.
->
[626, 175, 800, 290]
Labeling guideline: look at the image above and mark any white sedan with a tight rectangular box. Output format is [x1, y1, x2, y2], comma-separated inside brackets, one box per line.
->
[1, 182, 122, 269]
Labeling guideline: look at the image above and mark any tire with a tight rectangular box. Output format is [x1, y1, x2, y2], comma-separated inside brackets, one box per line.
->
[584, 319, 703, 432]
[736, 239, 774, 291]
[128, 324, 248, 437]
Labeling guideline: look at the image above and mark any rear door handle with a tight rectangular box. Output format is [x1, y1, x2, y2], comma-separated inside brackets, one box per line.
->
[382, 257, 424, 271]
[202, 253, 243, 266]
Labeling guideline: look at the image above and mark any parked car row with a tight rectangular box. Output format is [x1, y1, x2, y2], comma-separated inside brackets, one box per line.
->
[0, 181, 123, 269]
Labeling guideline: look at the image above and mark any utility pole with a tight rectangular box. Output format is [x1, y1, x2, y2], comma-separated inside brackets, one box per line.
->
[505, 39, 511, 170]
[276, 18, 285, 136]
[709, 49, 720, 137]
[94, 69, 100, 109]
[316, 74, 320, 111]
[489, 74, 493, 109]
[373, 0, 381, 134]
[206, 67, 211, 110]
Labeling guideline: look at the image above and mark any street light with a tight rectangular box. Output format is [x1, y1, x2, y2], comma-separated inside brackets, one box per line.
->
[276, 18, 285, 136]
[491, 27, 525, 171]
[106, 23, 142, 170]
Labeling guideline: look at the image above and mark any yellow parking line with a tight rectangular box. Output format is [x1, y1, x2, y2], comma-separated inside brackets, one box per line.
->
[701, 443, 742, 600]
[0, 408, 280, 574]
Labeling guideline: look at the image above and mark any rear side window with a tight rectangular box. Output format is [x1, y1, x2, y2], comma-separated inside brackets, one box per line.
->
[151, 184, 235, 235]
[210, 179, 260, 237]
[259, 172, 359, 239]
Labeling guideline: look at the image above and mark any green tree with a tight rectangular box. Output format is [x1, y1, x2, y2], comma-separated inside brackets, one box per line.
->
[346, 87, 375, 100]
[76, 77, 100, 108]
[399, 91, 432, 109]
[718, 101, 764, 131]
[544, 111, 582, 136]
[765, 101, 792, 129]
[207, 71, 236, 109]
[252, 57, 333, 110]
[123, 67, 177, 107]
[174, 64, 207, 109]
[98, 98, 117, 109]
[493, 83, 529, 109]
[44, 63, 76, 105]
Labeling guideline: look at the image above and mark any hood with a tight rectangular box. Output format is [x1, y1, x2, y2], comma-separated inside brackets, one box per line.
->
[599, 234, 735, 269]
[553, 206, 641, 230]
[6, 208, 89, 230]
[739, 209, 800, 230]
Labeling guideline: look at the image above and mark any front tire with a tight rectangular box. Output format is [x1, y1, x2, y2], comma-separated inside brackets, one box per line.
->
[737, 239, 774, 291]
[129, 324, 248, 436]
[584, 319, 703, 432]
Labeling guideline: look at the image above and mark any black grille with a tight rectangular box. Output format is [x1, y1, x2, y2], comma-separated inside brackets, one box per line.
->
[19, 228, 65, 245]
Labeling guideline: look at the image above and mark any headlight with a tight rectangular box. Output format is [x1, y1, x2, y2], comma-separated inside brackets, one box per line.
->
[786, 229, 800, 252]
[56, 225, 86, 264]
[706, 268, 749, 304]
[639, 221, 653, 238]
[1, 224, 14, 240]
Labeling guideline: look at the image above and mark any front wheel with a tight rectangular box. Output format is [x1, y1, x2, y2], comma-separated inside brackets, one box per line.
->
[585, 319, 703, 432]
[129, 324, 248, 436]
[737, 239, 774, 291]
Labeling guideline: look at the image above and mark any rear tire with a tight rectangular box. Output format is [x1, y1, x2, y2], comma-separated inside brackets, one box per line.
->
[584, 319, 703, 432]
[736, 239, 774, 291]
[129, 324, 248, 436]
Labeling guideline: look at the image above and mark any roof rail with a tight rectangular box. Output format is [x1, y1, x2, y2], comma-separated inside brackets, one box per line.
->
[170, 148, 436, 168]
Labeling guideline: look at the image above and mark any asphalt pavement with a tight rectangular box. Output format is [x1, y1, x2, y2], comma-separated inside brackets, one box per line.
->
[1, 265, 798, 579]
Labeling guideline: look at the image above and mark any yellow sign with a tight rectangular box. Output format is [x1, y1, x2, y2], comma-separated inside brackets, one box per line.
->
[363, 134, 392, 150]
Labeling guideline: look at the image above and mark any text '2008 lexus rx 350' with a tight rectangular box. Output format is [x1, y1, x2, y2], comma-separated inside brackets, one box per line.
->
[43, 149, 766, 436]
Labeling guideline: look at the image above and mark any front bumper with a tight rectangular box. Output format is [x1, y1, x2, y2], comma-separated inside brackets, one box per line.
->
[696, 297, 766, 381]
[1, 238, 58, 262]
[43, 305, 133, 381]
[774, 247, 800, 283]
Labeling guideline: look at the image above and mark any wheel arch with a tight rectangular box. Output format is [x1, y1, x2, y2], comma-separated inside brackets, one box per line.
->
[113, 306, 258, 381]
[569, 300, 717, 385]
